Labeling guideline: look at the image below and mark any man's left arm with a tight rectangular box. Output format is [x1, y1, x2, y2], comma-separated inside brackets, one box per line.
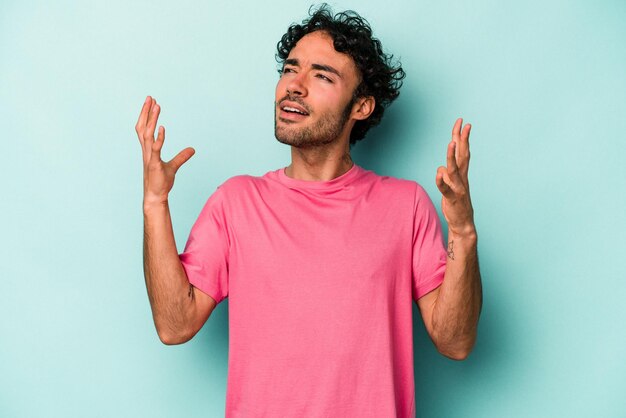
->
[417, 118, 482, 360]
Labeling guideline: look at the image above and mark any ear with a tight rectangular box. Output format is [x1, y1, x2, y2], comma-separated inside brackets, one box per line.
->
[351, 96, 375, 121]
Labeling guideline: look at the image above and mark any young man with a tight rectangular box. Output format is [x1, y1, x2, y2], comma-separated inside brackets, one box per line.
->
[136, 6, 481, 417]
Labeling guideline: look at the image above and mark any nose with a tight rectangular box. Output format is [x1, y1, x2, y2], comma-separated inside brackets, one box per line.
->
[285, 72, 308, 97]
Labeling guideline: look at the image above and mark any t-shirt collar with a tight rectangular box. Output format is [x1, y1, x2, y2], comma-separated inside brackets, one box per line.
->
[277, 163, 363, 190]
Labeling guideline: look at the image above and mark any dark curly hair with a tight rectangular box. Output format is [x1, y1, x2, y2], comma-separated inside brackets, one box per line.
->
[276, 4, 406, 145]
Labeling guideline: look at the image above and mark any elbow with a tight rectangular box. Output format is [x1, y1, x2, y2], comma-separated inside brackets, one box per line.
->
[438, 347, 472, 361]
[155, 325, 195, 346]
[434, 336, 476, 361]
[158, 332, 188, 346]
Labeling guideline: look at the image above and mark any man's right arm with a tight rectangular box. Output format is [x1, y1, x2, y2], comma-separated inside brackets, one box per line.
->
[136, 96, 216, 345]
[143, 201, 217, 345]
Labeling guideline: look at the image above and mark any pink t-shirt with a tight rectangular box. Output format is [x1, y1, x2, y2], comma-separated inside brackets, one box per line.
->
[179, 164, 447, 418]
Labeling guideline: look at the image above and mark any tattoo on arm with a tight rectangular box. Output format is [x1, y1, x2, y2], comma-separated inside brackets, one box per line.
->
[188, 283, 195, 300]
[447, 240, 455, 260]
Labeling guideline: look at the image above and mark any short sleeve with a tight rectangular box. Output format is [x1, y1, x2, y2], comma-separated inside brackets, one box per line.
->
[411, 183, 447, 301]
[179, 185, 230, 304]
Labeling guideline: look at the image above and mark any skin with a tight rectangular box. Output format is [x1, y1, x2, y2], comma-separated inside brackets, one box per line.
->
[421, 119, 482, 360]
[274, 31, 374, 181]
[136, 97, 216, 344]
[137, 30, 482, 357]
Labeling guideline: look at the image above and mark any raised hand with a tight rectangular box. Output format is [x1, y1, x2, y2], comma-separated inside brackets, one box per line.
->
[435, 118, 476, 237]
[135, 96, 195, 207]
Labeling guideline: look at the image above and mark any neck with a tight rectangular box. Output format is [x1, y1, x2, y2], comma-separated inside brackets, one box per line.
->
[285, 141, 354, 181]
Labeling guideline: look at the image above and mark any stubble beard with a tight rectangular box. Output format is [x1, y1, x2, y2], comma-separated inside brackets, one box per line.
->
[274, 97, 355, 148]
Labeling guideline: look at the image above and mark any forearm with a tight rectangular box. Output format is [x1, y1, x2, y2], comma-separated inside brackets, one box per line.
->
[431, 230, 482, 359]
[143, 201, 197, 344]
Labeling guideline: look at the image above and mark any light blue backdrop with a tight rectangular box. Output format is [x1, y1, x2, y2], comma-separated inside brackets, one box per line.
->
[1, 0, 624, 417]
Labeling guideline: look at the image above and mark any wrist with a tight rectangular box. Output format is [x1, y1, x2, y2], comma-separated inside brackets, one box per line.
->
[448, 225, 477, 243]
[143, 197, 169, 214]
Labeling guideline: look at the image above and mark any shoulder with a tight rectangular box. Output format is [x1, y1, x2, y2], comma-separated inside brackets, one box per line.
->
[360, 167, 426, 198]
[195, 174, 266, 220]
[213, 172, 274, 202]
[219, 174, 259, 191]
[361, 168, 440, 216]
[197, 173, 260, 204]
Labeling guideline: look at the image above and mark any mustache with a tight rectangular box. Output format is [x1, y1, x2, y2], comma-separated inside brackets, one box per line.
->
[277, 94, 311, 114]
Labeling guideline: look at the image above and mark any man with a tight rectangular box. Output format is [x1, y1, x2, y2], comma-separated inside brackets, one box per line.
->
[136, 6, 481, 418]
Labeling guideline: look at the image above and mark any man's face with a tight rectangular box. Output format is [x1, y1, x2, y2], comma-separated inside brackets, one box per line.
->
[274, 31, 361, 148]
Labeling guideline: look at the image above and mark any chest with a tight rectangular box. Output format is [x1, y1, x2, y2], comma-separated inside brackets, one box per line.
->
[228, 193, 413, 301]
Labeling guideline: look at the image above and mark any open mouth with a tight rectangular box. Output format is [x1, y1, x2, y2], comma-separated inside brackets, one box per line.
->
[279, 101, 310, 120]
[281, 106, 309, 116]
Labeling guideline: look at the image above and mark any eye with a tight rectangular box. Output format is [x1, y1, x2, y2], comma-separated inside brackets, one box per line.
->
[281, 67, 295, 75]
[316, 74, 332, 82]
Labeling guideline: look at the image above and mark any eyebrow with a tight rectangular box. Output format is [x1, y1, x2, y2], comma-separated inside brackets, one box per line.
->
[284, 58, 343, 79]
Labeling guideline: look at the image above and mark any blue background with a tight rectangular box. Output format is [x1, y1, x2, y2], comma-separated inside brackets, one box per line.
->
[1, 0, 625, 417]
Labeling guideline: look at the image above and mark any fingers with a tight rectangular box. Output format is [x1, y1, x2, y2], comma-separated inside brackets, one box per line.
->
[451, 117, 463, 138]
[136, 96, 163, 165]
[135, 97, 194, 176]
[136, 96, 151, 157]
[168, 147, 196, 172]
[461, 122, 471, 144]
[135, 98, 159, 139]
[458, 122, 471, 175]
[446, 140, 460, 180]
[436, 166, 454, 199]
[151, 125, 165, 161]
[136, 96, 160, 162]
[145, 101, 161, 144]
[135, 96, 151, 137]
[152, 126, 195, 171]
[451, 117, 462, 158]
[451, 117, 471, 178]
[153, 125, 195, 172]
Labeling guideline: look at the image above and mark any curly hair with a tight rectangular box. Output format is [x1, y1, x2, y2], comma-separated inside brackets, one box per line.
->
[276, 4, 406, 145]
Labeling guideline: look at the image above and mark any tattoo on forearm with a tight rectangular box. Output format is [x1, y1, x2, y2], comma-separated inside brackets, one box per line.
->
[188, 283, 195, 300]
[447, 240, 455, 260]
